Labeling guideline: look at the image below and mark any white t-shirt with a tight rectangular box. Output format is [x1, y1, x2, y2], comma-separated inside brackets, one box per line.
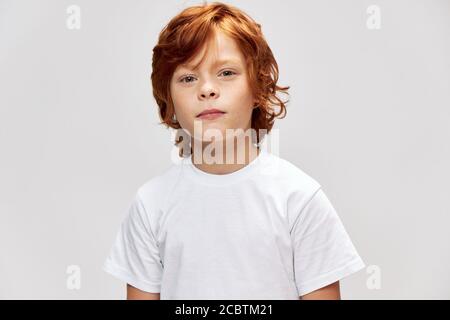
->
[102, 148, 365, 299]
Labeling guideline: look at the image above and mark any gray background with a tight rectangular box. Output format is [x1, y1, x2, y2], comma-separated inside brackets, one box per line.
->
[1, 0, 449, 299]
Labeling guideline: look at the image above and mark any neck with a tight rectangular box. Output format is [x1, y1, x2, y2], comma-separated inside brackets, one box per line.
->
[190, 135, 260, 175]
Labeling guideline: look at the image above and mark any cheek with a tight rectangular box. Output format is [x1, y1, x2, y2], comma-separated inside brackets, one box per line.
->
[228, 82, 254, 113]
[170, 82, 181, 104]
[170, 86, 191, 115]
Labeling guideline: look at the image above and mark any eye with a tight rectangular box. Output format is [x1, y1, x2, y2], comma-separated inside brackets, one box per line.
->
[179, 70, 236, 84]
[220, 70, 236, 77]
[180, 75, 196, 84]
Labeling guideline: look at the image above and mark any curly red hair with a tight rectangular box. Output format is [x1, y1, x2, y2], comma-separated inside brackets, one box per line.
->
[151, 1, 289, 157]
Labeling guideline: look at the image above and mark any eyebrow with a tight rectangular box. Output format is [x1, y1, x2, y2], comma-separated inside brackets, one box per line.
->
[181, 58, 242, 71]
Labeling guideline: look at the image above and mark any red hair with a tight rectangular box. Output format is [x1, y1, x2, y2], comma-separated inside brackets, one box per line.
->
[151, 1, 289, 156]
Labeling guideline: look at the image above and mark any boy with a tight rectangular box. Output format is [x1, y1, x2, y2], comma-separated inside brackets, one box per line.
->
[103, 2, 365, 300]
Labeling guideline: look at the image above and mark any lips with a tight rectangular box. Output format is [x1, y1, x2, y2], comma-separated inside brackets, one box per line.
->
[196, 108, 225, 118]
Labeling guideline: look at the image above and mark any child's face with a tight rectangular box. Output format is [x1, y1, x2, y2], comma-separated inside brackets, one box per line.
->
[170, 30, 256, 142]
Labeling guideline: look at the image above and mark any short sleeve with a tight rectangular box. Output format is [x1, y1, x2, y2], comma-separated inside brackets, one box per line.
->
[102, 191, 163, 293]
[291, 188, 366, 297]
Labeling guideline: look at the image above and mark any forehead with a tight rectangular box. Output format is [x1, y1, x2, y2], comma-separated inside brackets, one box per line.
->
[178, 31, 246, 71]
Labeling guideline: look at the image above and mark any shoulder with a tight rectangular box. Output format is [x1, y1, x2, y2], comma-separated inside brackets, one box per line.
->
[261, 152, 324, 226]
[262, 152, 321, 194]
[135, 160, 184, 211]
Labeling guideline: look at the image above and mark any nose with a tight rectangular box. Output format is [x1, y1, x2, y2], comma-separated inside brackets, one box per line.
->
[202, 91, 215, 98]
[199, 86, 219, 100]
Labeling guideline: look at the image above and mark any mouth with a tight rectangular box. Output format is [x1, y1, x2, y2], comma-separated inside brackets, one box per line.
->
[196, 108, 226, 119]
